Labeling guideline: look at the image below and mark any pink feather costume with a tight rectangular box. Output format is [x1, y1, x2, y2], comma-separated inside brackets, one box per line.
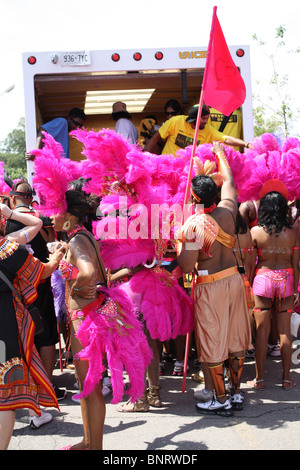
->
[73, 128, 194, 341]
[69, 285, 152, 404]
[32, 132, 152, 404]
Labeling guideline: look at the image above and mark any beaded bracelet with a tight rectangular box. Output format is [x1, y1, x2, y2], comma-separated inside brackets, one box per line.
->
[72, 285, 83, 291]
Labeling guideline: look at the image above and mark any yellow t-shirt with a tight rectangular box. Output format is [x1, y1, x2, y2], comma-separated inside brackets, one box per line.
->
[159, 115, 226, 156]
[208, 108, 243, 150]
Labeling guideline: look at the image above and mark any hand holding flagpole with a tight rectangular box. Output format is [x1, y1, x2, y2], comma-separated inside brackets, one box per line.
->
[181, 6, 218, 394]
[181, 5, 246, 393]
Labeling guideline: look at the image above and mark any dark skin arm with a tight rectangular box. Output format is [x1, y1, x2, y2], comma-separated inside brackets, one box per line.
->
[25, 128, 46, 161]
[177, 141, 237, 274]
[144, 131, 165, 153]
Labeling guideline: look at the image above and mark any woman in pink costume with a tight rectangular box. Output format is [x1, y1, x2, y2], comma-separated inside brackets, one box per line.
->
[237, 133, 300, 391]
[248, 181, 299, 391]
[32, 137, 152, 450]
[51, 191, 151, 450]
[74, 128, 194, 411]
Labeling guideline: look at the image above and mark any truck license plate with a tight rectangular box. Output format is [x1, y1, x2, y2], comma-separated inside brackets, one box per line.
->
[60, 51, 91, 66]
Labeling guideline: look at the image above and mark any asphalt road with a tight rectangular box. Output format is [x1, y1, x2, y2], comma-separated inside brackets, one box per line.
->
[8, 337, 300, 452]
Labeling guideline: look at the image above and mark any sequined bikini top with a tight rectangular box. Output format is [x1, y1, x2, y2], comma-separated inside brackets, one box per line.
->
[59, 259, 79, 280]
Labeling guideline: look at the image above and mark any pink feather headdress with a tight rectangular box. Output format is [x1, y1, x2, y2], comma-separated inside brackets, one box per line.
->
[68, 129, 191, 269]
[32, 132, 81, 215]
[238, 133, 300, 202]
[177, 143, 253, 199]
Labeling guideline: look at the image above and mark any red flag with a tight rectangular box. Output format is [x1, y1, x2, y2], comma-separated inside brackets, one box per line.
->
[203, 10, 246, 116]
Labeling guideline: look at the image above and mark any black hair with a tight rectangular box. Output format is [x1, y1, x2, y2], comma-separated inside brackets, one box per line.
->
[66, 190, 91, 223]
[69, 177, 91, 194]
[164, 99, 184, 115]
[68, 108, 86, 121]
[235, 208, 248, 235]
[10, 180, 33, 199]
[258, 191, 293, 236]
[191, 174, 218, 208]
[66, 189, 100, 232]
[112, 111, 132, 121]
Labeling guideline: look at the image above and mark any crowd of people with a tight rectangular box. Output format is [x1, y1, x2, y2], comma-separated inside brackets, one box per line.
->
[0, 101, 299, 450]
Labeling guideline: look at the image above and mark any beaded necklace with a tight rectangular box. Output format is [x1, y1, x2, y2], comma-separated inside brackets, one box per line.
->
[67, 225, 87, 241]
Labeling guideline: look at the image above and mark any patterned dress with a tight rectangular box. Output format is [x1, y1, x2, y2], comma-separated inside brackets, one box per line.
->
[0, 238, 58, 415]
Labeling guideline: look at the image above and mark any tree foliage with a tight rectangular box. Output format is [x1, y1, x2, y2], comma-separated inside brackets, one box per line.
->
[0, 118, 27, 180]
[252, 25, 300, 137]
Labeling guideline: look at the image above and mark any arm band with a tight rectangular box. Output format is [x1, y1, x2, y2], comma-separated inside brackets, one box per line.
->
[215, 151, 231, 171]
[20, 229, 30, 244]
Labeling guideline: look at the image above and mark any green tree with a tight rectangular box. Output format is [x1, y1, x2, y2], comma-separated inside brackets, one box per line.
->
[252, 25, 299, 137]
[253, 105, 284, 137]
[0, 118, 27, 180]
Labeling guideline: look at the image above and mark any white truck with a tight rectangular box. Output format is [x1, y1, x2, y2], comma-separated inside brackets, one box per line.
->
[22, 46, 253, 180]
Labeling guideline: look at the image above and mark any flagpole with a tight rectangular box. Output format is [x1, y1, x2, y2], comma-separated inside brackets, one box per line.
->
[182, 6, 218, 210]
[181, 6, 218, 394]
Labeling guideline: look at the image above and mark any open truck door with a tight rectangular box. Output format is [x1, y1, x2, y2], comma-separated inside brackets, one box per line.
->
[22, 46, 253, 183]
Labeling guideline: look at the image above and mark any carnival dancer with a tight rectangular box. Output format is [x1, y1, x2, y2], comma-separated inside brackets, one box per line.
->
[0, 204, 64, 450]
[247, 182, 299, 391]
[32, 140, 152, 450]
[177, 142, 252, 416]
[73, 127, 194, 411]
[236, 133, 300, 391]
[95, 198, 193, 412]
[107, 255, 193, 412]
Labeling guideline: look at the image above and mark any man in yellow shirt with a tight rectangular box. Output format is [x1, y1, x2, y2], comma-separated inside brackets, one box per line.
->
[146, 104, 251, 156]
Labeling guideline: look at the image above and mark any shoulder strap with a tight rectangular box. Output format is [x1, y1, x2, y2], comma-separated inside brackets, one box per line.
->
[225, 209, 245, 271]
[218, 113, 232, 132]
[75, 231, 107, 286]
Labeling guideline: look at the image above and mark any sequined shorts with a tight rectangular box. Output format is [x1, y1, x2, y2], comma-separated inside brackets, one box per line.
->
[252, 268, 294, 299]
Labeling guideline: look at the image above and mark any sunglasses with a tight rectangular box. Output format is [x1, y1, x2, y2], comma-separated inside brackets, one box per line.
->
[70, 117, 83, 128]
[165, 110, 177, 116]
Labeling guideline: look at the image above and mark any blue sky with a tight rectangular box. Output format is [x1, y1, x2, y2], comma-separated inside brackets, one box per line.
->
[1, 0, 299, 141]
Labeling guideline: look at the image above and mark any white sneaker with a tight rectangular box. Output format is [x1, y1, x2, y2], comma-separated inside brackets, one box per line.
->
[29, 411, 52, 429]
[194, 388, 214, 401]
[231, 392, 244, 411]
[196, 397, 233, 416]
